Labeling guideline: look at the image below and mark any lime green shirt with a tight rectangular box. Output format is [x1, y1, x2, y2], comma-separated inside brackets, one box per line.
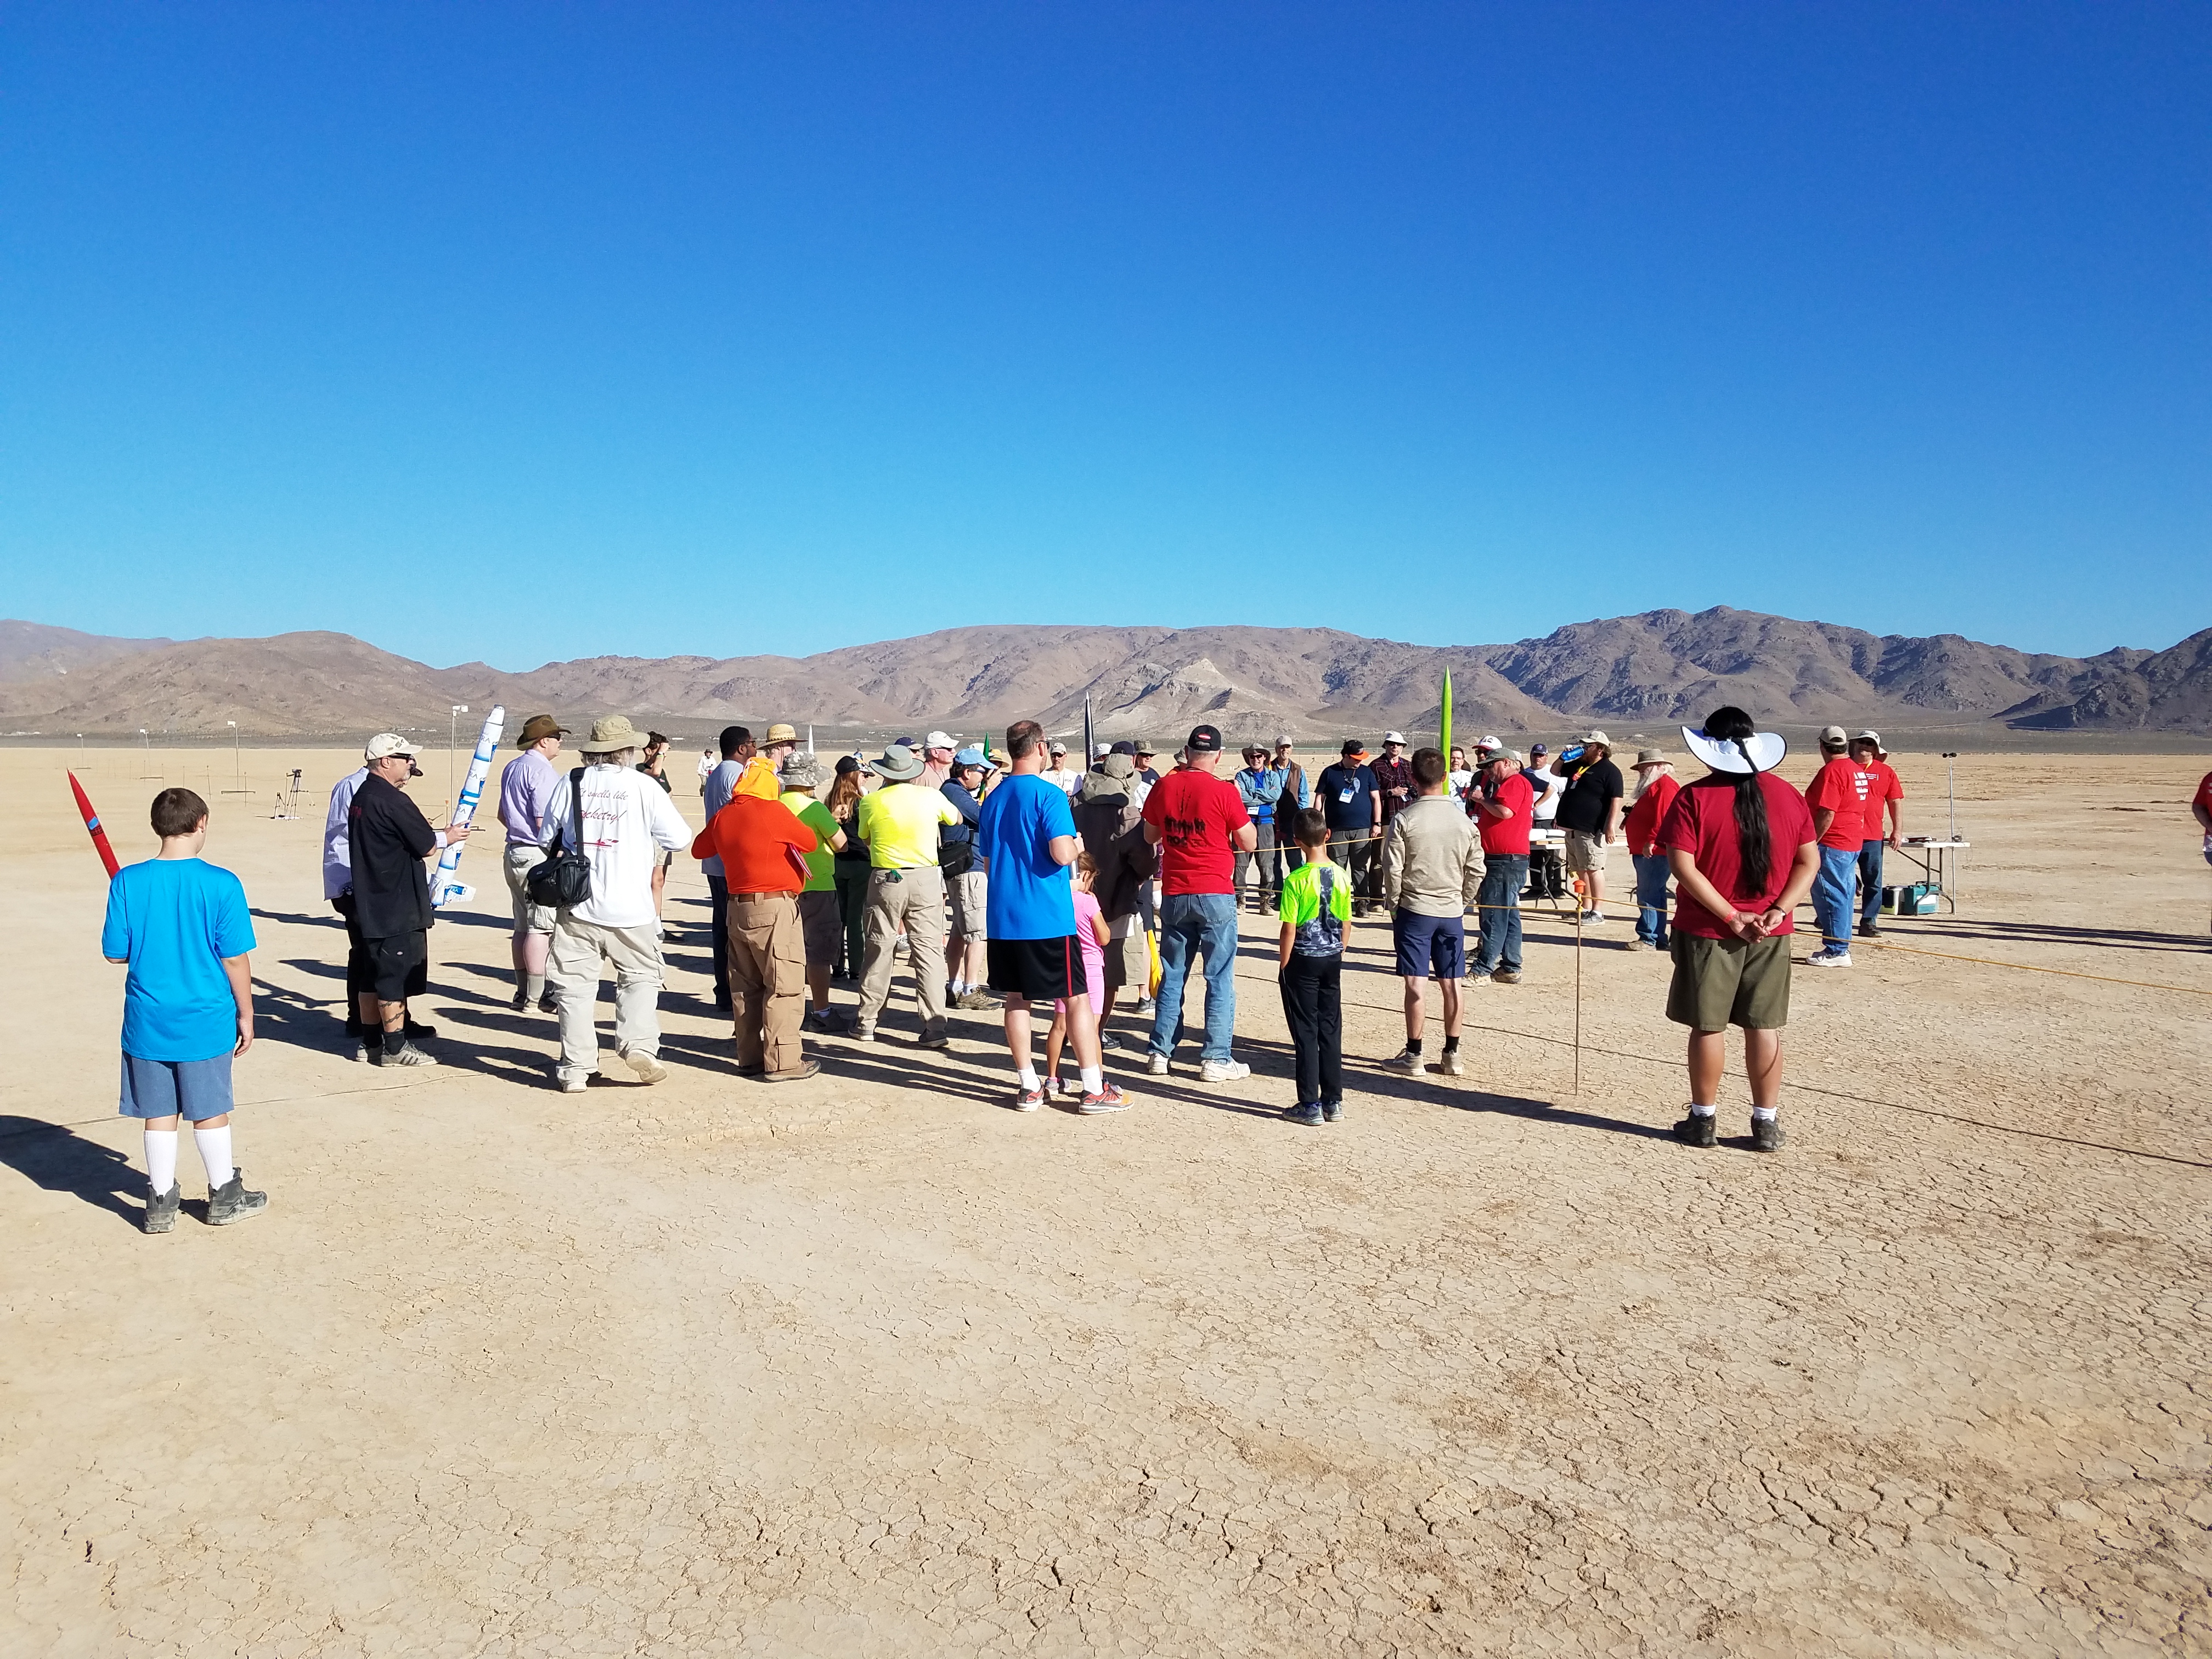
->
[780, 791, 840, 892]
[1278, 855, 1349, 957]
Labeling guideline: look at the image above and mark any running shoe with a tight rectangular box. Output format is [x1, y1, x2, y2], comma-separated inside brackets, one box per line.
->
[1321, 1099, 1345, 1123]
[380, 1041, 438, 1068]
[206, 1170, 268, 1227]
[1805, 949, 1852, 968]
[1436, 1052, 1465, 1078]
[763, 1061, 820, 1082]
[1146, 1054, 1171, 1076]
[1013, 1086, 1044, 1112]
[1280, 1102, 1324, 1127]
[1381, 1047, 1425, 1074]
[1076, 1084, 1132, 1114]
[143, 1182, 180, 1235]
[623, 1049, 670, 1085]
[1197, 1058, 1251, 1084]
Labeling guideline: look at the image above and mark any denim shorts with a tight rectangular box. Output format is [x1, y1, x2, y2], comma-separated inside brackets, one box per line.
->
[1392, 911, 1466, 979]
[119, 1052, 235, 1122]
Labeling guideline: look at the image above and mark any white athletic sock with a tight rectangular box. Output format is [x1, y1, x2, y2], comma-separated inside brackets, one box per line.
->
[524, 973, 545, 1001]
[1080, 1065, 1104, 1096]
[143, 1128, 178, 1196]
[1751, 1106, 1778, 1122]
[1017, 1067, 1039, 1092]
[193, 1125, 234, 1190]
[950, 979, 967, 996]
[1689, 1102, 1717, 1118]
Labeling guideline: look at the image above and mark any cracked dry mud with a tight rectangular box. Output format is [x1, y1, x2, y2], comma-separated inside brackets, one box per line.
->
[4, 747, 2208, 1656]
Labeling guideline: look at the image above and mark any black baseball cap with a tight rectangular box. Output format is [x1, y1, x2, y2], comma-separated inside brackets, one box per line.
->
[1109, 740, 1137, 755]
[1186, 724, 1223, 752]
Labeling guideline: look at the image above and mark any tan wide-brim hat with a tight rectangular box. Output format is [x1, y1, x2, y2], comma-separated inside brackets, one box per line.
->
[1633, 749, 1671, 769]
[763, 722, 799, 746]
[578, 715, 650, 754]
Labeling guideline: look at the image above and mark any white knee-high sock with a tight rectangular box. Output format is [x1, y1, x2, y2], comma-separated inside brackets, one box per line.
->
[194, 1125, 234, 1189]
[143, 1128, 178, 1195]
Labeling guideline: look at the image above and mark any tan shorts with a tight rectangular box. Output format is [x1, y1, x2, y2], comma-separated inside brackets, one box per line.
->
[1666, 932, 1792, 1031]
[948, 870, 988, 940]
[796, 890, 841, 968]
[503, 843, 555, 933]
[1103, 923, 1150, 989]
[1564, 830, 1610, 873]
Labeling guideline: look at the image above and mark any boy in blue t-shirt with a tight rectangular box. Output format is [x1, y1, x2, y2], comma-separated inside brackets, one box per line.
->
[100, 788, 266, 1233]
[1275, 809, 1349, 1126]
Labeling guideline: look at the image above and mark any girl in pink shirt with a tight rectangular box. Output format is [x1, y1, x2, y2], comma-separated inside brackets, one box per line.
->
[1044, 854, 1111, 1098]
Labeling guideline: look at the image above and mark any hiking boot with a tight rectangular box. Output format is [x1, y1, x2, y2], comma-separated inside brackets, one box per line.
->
[380, 1040, 438, 1068]
[1492, 969, 1522, 986]
[953, 989, 1002, 1011]
[803, 1007, 845, 1035]
[206, 1170, 268, 1226]
[143, 1182, 180, 1235]
[1146, 1053, 1171, 1076]
[1751, 1114, 1787, 1153]
[1076, 1084, 1132, 1114]
[1197, 1058, 1250, 1085]
[1437, 1051, 1465, 1079]
[623, 1049, 669, 1085]
[1381, 1047, 1425, 1074]
[1280, 1102, 1324, 1127]
[1321, 1098, 1345, 1123]
[1672, 1109, 1717, 1148]
[763, 1061, 820, 1082]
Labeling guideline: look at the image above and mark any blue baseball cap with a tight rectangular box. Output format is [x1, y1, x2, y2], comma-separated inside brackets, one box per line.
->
[952, 746, 991, 770]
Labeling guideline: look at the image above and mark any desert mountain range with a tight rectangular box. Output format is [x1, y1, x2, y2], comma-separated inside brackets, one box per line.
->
[3, 610, 2206, 742]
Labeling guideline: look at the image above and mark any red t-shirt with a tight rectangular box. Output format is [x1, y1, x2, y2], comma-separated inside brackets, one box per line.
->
[2197, 771, 2212, 815]
[1475, 772, 1534, 856]
[690, 795, 816, 895]
[1621, 774, 1679, 856]
[1803, 756, 1880, 851]
[1141, 767, 1250, 896]
[1863, 760, 1903, 841]
[1658, 773, 1818, 939]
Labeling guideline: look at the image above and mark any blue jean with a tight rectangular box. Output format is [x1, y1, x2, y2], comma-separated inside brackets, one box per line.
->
[1150, 893, 1239, 1061]
[1632, 853, 1672, 947]
[1474, 855, 1526, 973]
[1811, 845, 1859, 951]
[1858, 839, 1885, 929]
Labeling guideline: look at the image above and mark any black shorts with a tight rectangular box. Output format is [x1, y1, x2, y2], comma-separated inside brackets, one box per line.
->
[987, 936, 1081, 1003]
[364, 930, 428, 1003]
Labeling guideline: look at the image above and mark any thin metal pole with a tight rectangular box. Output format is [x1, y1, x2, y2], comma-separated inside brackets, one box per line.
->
[1572, 883, 1584, 1096]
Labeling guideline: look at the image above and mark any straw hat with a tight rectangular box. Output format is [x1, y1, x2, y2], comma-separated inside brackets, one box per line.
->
[578, 716, 649, 755]
[763, 723, 799, 746]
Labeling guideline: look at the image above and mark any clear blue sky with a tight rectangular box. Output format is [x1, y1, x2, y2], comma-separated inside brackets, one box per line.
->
[3, 3, 2205, 669]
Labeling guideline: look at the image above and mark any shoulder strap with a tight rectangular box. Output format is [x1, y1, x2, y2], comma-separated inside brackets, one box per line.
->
[568, 767, 586, 850]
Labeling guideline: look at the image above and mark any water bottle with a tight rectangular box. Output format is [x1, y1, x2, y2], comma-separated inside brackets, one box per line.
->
[1560, 744, 1585, 765]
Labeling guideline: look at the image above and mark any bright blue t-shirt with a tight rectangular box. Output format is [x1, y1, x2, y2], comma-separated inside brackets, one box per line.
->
[101, 858, 256, 1062]
[977, 773, 1078, 940]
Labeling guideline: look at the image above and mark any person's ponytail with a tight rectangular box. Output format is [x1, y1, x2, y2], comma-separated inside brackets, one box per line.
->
[1699, 706, 1771, 896]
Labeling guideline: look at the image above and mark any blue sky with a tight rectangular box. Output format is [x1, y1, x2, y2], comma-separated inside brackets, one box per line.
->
[2, 3, 2205, 669]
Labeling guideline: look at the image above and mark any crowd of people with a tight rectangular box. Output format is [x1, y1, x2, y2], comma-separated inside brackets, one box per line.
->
[101, 699, 2197, 1234]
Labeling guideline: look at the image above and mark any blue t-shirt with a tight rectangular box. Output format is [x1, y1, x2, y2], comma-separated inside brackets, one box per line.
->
[977, 774, 1078, 940]
[101, 857, 257, 1062]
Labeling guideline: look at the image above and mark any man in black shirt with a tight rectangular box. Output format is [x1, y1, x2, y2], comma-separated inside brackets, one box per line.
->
[347, 733, 471, 1066]
[1550, 730, 1625, 924]
[1316, 741, 1383, 917]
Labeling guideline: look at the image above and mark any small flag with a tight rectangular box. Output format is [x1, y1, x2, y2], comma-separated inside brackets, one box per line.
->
[1440, 670, 1453, 767]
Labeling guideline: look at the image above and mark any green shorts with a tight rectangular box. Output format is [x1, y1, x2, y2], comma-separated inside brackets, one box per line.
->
[1666, 932, 1792, 1031]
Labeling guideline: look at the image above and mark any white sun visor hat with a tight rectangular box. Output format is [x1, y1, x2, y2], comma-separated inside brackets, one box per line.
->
[1681, 724, 1787, 775]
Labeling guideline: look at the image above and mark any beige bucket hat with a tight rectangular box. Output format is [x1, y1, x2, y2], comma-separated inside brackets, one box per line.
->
[578, 715, 650, 754]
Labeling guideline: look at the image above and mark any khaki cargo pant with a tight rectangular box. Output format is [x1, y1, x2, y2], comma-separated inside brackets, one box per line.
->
[548, 916, 664, 1083]
[727, 891, 807, 1074]
[855, 865, 948, 1041]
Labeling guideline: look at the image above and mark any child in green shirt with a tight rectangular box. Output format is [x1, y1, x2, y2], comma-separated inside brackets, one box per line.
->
[1275, 809, 1349, 1125]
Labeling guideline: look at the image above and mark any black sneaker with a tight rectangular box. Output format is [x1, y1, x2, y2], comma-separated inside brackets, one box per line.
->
[1859, 924, 1883, 939]
[206, 1170, 268, 1226]
[1280, 1102, 1324, 1126]
[1750, 1115, 1787, 1153]
[144, 1182, 180, 1235]
[1672, 1110, 1717, 1148]
[510, 988, 530, 1012]
[538, 989, 561, 1014]
[1321, 1099, 1345, 1124]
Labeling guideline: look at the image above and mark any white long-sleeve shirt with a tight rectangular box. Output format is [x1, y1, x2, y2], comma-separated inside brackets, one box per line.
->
[541, 764, 692, 928]
[323, 767, 368, 899]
